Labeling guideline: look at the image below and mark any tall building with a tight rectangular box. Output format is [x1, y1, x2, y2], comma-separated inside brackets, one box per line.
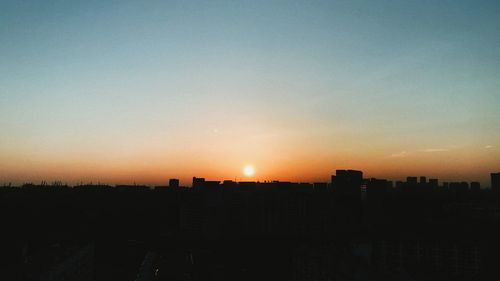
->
[366, 178, 391, 198]
[470, 182, 480, 191]
[407, 177, 418, 185]
[429, 179, 439, 189]
[313, 182, 328, 190]
[419, 176, 427, 184]
[331, 170, 363, 195]
[169, 178, 179, 188]
[405, 177, 418, 190]
[491, 173, 500, 192]
[443, 182, 449, 190]
[192, 177, 205, 189]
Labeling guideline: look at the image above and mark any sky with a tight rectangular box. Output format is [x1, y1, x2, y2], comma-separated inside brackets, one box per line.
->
[1, 0, 499, 186]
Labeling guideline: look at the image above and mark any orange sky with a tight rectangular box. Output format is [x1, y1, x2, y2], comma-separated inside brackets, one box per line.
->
[1, 1, 499, 187]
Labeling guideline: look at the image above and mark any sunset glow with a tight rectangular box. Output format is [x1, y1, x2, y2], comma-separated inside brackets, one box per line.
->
[0, 1, 499, 187]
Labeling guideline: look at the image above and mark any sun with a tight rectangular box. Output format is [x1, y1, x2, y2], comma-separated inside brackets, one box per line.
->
[243, 165, 255, 177]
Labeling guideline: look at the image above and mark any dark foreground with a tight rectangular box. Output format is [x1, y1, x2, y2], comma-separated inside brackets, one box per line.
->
[1, 176, 500, 281]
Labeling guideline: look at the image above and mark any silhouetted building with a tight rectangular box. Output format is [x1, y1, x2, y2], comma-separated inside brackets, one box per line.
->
[221, 180, 237, 189]
[395, 181, 405, 190]
[204, 181, 221, 189]
[492, 172, 500, 192]
[238, 181, 257, 189]
[372, 240, 481, 278]
[26, 243, 94, 281]
[366, 178, 391, 198]
[407, 177, 418, 185]
[313, 182, 327, 190]
[192, 177, 221, 190]
[429, 178, 439, 189]
[116, 184, 149, 191]
[420, 176, 427, 184]
[470, 182, 480, 191]
[192, 177, 205, 189]
[449, 182, 469, 192]
[332, 170, 363, 198]
[169, 178, 179, 188]
[299, 182, 314, 190]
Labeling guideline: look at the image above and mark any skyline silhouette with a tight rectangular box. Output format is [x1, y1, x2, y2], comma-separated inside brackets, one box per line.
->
[4, 170, 499, 190]
[2, 165, 500, 189]
[1, 1, 499, 280]
[2, 167, 500, 280]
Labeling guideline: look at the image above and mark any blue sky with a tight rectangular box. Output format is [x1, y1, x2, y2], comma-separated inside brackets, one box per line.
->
[1, 0, 499, 185]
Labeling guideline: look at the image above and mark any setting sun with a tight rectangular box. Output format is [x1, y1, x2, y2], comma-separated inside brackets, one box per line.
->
[243, 165, 255, 177]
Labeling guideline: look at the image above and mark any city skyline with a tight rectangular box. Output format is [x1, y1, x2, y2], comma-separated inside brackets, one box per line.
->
[6, 170, 499, 190]
[1, 1, 499, 186]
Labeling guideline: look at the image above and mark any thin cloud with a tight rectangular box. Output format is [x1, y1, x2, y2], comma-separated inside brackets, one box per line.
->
[389, 151, 409, 158]
[485, 145, 493, 149]
[420, 148, 449, 153]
